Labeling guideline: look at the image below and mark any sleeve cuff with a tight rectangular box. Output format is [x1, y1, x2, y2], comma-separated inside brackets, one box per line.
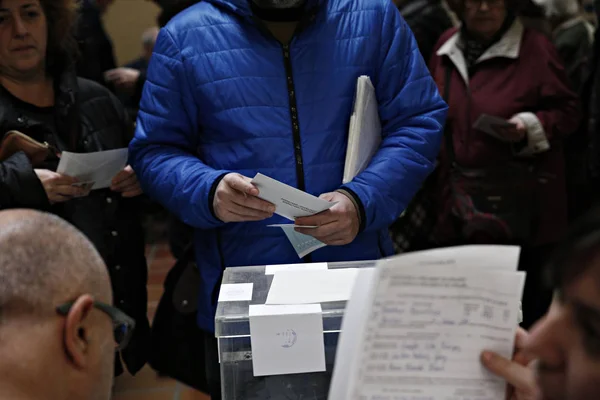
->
[337, 187, 366, 233]
[513, 112, 551, 156]
[208, 173, 228, 222]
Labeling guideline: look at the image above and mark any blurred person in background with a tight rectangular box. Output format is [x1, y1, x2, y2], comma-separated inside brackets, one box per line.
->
[0, 0, 149, 376]
[75, 0, 116, 86]
[0, 210, 127, 400]
[575, 0, 600, 221]
[481, 208, 600, 400]
[429, 0, 580, 328]
[155, 0, 202, 28]
[532, 0, 595, 226]
[105, 26, 159, 118]
[394, 0, 456, 62]
[533, 0, 594, 92]
[519, 0, 552, 35]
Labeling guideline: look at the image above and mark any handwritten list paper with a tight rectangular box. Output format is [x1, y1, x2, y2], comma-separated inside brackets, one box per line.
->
[330, 246, 525, 400]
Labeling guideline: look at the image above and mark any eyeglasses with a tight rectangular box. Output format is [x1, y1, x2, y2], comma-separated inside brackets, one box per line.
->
[56, 301, 136, 351]
[464, 0, 504, 9]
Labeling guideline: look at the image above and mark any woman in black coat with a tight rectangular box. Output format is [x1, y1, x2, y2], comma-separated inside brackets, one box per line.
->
[0, 0, 149, 376]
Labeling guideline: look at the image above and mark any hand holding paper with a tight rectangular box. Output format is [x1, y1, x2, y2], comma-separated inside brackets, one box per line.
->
[481, 328, 539, 400]
[213, 173, 276, 223]
[110, 165, 143, 198]
[34, 169, 90, 204]
[57, 148, 128, 190]
[295, 191, 360, 246]
[473, 114, 526, 143]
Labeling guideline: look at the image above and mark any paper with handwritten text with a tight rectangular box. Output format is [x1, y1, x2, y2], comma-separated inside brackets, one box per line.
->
[330, 246, 525, 400]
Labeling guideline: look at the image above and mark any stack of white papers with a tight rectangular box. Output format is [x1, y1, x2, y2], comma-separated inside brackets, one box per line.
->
[329, 245, 526, 400]
[343, 76, 382, 184]
[251, 173, 336, 258]
[57, 149, 128, 190]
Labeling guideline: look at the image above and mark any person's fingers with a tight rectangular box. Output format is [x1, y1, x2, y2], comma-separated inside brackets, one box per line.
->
[318, 192, 336, 202]
[481, 351, 535, 391]
[104, 71, 121, 82]
[51, 174, 79, 185]
[296, 220, 339, 238]
[226, 201, 273, 219]
[48, 193, 72, 204]
[515, 328, 529, 350]
[220, 209, 271, 223]
[295, 210, 335, 227]
[232, 194, 275, 214]
[226, 174, 259, 196]
[54, 184, 88, 198]
[111, 175, 138, 192]
[121, 187, 144, 198]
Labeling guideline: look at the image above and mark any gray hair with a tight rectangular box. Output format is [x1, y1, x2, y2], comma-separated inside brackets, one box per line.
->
[0, 210, 111, 323]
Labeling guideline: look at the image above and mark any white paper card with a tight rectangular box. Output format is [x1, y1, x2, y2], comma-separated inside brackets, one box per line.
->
[278, 225, 326, 258]
[329, 246, 526, 400]
[329, 268, 377, 400]
[57, 149, 128, 190]
[249, 304, 326, 377]
[266, 268, 359, 305]
[473, 114, 515, 141]
[218, 283, 253, 302]
[251, 173, 335, 221]
[265, 262, 328, 275]
[343, 76, 382, 184]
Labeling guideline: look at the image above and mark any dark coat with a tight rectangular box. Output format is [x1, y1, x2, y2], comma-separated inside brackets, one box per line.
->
[398, 0, 455, 63]
[75, 0, 117, 86]
[429, 21, 581, 246]
[0, 73, 150, 375]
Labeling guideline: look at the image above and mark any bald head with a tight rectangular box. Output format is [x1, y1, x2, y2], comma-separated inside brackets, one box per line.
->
[0, 210, 111, 323]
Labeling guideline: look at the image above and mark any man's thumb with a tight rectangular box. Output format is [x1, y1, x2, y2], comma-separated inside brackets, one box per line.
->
[319, 192, 336, 202]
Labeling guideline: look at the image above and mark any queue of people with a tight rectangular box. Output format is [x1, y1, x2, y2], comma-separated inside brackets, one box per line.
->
[2, 0, 600, 399]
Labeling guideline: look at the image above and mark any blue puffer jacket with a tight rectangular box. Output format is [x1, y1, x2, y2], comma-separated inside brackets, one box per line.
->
[130, 0, 447, 332]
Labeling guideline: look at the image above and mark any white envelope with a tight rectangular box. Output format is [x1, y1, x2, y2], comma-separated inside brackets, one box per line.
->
[57, 149, 128, 190]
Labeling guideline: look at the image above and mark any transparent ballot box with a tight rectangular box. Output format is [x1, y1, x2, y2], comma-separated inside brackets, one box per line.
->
[215, 260, 376, 400]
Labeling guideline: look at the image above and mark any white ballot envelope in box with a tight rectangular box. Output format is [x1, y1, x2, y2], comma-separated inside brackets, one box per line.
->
[57, 148, 128, 190]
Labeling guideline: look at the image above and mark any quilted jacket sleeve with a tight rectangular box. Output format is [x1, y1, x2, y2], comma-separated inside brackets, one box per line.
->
[129, 29, 229, 230]
[342, 1, 447, 232]
[0, 152, 50, 210]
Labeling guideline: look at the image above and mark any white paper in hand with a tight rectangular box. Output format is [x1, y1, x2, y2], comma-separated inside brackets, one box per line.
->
[57, 149, 128, 190]
[343, 76, 382, 184]
[277, 225, 326, 258]
[251, 173, 335, 221]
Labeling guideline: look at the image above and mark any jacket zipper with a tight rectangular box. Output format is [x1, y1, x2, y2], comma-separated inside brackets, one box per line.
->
[281, 43, 306, 192]
[282, 43, 312, 262]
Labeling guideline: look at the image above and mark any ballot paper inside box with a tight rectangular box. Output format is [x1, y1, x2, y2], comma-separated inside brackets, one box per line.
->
[215, 260, 376, 400]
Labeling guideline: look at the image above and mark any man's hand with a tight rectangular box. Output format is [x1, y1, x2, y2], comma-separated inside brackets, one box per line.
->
[481, 328, 540, 400]
[35, 169, 90, 204]
[111, 165, 143, 198]
[213, 173, 275, 223]
[493, 117, 527, 143]
[104, 68, 141, 93]
[294, 192, 360, 246]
